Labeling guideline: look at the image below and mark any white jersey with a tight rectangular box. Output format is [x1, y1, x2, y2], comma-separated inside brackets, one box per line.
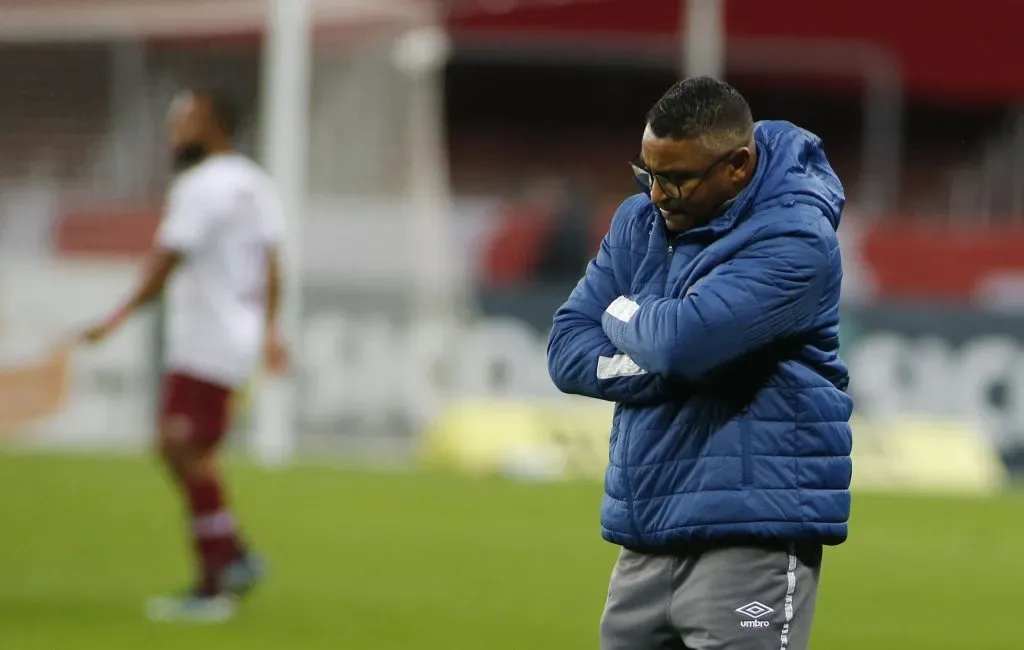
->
[156, 153, 284, 388]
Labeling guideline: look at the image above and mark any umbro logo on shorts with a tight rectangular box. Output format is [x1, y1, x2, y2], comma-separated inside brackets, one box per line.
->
[735, 601, 774, 628]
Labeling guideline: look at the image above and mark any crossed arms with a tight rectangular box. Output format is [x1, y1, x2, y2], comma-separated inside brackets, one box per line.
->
[546, 203, 832, 406]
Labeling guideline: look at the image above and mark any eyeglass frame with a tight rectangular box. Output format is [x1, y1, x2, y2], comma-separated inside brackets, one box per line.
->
[630, 148, 740, 200]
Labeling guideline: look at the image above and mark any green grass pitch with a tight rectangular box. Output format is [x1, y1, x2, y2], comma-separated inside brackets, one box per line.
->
[1, 451, 1022, 649]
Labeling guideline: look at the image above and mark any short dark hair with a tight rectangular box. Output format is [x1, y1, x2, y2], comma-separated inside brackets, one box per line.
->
[645, 76, 753, 145]
[193, 88, 241, 138]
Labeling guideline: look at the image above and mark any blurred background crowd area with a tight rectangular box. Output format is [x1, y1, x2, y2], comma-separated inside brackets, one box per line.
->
[2, 0, 1024, 490]
[3, 0, 1024, 289]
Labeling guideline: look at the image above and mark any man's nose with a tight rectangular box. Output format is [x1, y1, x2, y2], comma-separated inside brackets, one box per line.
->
[649, 180, 668, 204]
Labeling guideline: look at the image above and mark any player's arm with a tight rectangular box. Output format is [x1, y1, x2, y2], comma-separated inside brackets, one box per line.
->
[81, 250, 184, 344]
[262, 244, 288, 373]
[265, 247, 282, 331]
[600, 220, 834, 382]
[260, 185, 289, 374]
[547, 198, 680, 405]
[82, 182, 206, 344]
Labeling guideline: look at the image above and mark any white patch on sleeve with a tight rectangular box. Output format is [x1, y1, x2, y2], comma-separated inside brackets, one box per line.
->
[605, 296, 640, 322]
[596, 354, 647, 379]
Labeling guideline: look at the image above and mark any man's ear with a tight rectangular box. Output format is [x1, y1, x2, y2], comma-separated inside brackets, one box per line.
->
[729, 147, 753, 183]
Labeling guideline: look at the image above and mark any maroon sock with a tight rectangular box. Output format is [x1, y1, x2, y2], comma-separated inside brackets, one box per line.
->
[183, 474, 245, 595]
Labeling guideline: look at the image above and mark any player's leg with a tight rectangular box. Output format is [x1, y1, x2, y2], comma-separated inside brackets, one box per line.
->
[600, 548, 687, 650]
[670, 543, 822, 650]
[148, 373, 261, 622]
[177, 441, 247, 592]
[174, 374, 259, 592]
[175, 437, 265, 598]
[156, 374, 190, 483]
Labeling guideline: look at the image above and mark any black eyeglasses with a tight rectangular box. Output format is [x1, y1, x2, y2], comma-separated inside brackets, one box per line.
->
[630, 149, 737, 200]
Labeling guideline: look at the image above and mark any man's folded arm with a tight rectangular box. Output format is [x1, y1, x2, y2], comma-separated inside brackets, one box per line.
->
[547, 205, 676, 405]
[601, 226, 832, 381]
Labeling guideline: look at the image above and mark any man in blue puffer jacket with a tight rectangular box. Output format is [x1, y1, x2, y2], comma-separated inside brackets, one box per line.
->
[547, 77, 853, 650]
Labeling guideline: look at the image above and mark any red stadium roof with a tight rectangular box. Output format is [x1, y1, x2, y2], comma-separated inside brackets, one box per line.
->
[446, 0, 1024, 102]
[0, 0, 437, 38]
[0, 0, 1020, 101]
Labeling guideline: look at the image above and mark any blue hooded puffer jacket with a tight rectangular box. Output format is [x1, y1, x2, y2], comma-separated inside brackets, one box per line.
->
[547, 121, 854, 550]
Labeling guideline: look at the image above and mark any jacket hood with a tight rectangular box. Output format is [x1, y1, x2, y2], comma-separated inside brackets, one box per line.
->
[744, 120, 845, 230]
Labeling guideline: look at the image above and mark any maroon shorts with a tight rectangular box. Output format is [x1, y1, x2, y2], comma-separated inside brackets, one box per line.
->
[161, 372, 234, 447]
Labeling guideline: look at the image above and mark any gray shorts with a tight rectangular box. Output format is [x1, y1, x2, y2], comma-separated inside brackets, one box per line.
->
[600, 543, 822, 650]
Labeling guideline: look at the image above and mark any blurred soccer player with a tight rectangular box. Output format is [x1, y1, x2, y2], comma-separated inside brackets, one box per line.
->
[81, 88, 287, 622]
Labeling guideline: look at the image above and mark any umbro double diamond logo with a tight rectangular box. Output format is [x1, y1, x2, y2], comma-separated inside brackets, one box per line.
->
[735, 601, 774, 629]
